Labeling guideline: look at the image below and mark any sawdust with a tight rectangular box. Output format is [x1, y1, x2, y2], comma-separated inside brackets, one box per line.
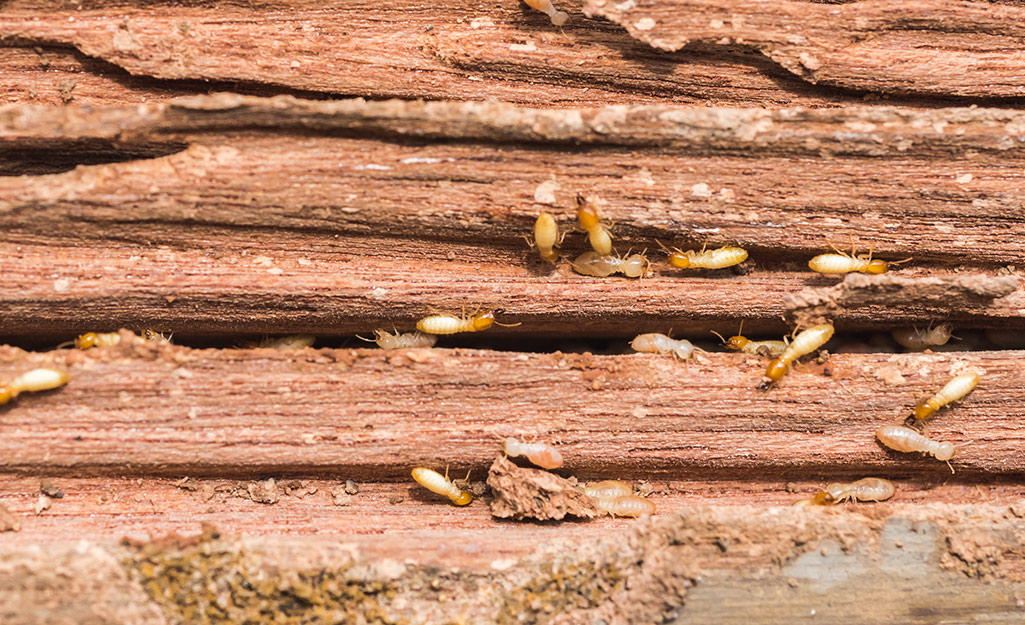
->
[487, 455, 599, 521]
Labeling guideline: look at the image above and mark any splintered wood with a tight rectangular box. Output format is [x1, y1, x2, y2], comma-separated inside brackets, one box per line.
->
[488, 455, 599, 520]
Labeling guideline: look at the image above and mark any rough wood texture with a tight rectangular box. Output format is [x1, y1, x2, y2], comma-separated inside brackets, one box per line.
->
[585, 0, 1025, 98]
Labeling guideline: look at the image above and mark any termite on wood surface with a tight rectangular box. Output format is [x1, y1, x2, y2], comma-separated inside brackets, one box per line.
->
[583, 480, 633, 499]
[0, 368, 68, 404]
[892, 323, 955, 351]
[358, 330, 437, 350]
[595, 494, 655, 517]
[570, 251, 648, 278]
[658, 241, 748, 270]
[523, 0, 569, 25]
[712, 323, 787, 358]
[525, 211, 563, 262]
[243, 335, 316, 349]
[630, 333, 695, 360]
[876, 424, 956, 471]
[913, 371, 979, 421]
[760, 323, 834, 389]
[824, 477, 896, 503]
[504, 437, 563, 469]
[808, 241, 910, 275]
[411, 467, 472, 506]
[70, 332, 121, 350]
[416, 308, 520, 335]
[576, 194, 613, 256]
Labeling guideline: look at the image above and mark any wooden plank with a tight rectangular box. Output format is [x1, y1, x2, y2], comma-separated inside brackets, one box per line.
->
[2, 335, 1022, 477]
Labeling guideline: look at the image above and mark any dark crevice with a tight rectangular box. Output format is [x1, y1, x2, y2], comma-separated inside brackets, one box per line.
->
[0, 139, 190, 175]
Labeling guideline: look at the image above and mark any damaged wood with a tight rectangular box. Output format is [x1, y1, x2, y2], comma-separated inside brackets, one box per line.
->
[487, 455, 599, 521]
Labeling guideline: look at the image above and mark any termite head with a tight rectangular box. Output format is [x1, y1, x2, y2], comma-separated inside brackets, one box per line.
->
[576, 196, 600, 231]
[913, 402, 936, 421]
[935, 442, 955, 462]
[622, 253, 650, 278]
[453, 490, 473, 506]
[0, 386, 11, 403]
[471, 310, 496, 331]
[539, 249, 559, 262]
[656, 240, 690, 268]
[75, 332, 99, 349]
[863, 259, 889, 274]
[712, 330, 749, 351]
[765, 357, 789, 382]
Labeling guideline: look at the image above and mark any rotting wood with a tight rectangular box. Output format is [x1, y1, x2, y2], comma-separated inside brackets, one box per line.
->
[585, 0, 1025, 99]
[487, 455, 600, 520]
[3, 504, 1025, 625]
[1, 333, 1023, 477]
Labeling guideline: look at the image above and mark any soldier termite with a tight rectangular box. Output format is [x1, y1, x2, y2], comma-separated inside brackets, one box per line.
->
[570, 251, 649, 278]
[658, 241, 748, 270]
[244, 335, 316, 349]
[823, 477, 896, 504]
[525, 211, 564, 263]
[595, 494, 656, 517]
[523, 0, 569, 25]
[583, 480, 633, 499]
[416, 308, 520, 335]
[711, 323, 787, 358]
[913, 371, 980, 421]
[876, 424, 955, 471]
[576, 194, 613, 256]
[630, 333, 695, 360]
[504, 437, 564, 469]
[0, 368, 69, 405]
[760, 323, 835, 389]
[808, 240, 911, 275]
[891, 323, 955, 351]
[411, 467, 473, 506]
[357, 330, 437, 350]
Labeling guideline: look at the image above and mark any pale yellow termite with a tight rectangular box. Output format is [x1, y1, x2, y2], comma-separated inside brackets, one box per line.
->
[595, 494, 656, 517]
[523, 0, 569, 25]
[761, 323, 835, 388]
[583, 480, 633, 499]
[711, 324, 788, 359]
[876, 424, 955, 470]
[570, 251, 648, 278]
[72, 332, 121, 350]
[892, 323, 955, 351]
[504, 437, 564, 469]
[142, 330, 173, 344]
[630, 333, 695, 360]
[659, 241, 748, 270]
[416, 308, 520, 335]
[526, 212, 563, 263]
[913, 371, 979, 421]
[808, 241, 910, 275]
[823, 477, 896, 504]
[357, 329, 437, 350]
[576, 194, 613, 256]
[244, 334, 316, 349]
[792, 491, 833, 506]
[411, 467, 472, 506]
[0, 368, 69, 404]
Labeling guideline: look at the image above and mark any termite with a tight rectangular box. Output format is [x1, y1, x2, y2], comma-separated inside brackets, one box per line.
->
[658, 241, 748, 270]
[760, 323, 835, 388]
[630, 333, 695, 360]
[576, 194, 613, 256]
[793, 491, 833, 506]
[891, 323, 955, 351]
[595, 494, 656, 517]
[808, 241, 910, 275]
[711, 323, 787, 359]
[583, 480, 633, 499]
[525, 211, 563, 262]
[72, 332, 121, 350]
[823, 477, 896, 504]
[416, 308, 520, 335]
[411, 467, 473, 506]
[523, 0, 569, 25]
[357, 329, 437, 350]
[876, 424, 955, 470]
[913, 371, 979, 421]
[244, 335, 316, 349]
[504, 437, 564, 469]
[570, 251, 649, 278]
[142, 330, 173, 344]
[0, 368, 69, 404]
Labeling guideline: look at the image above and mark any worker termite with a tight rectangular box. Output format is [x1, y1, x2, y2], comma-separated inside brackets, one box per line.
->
[0, 368, 69, 405]
[760, 323, 835, 389]
[504, 437, 564, 469]
[913, 371, 980, 421]
[595, 494, 656, 518]
[570, 251, 649, 278]
[142, 330, 173, 344]
[876, 424, 955, 471]
[523, 0, 569, 25]
[711, 323, 787, 358]
[792, 491, 833, 506]
[576, 194, 613, 256]
[71, 332, 121, 350]
[525, 211, 564, 263]
[411, 467, 473, 506]
[416, 308, 520, 335]
[244, 335, 316, 349]
[357, 329, 437, 350]
[630, 333, 695, 360]
[823, 477, 896, 504]
[583, 480, 633, 499]
[891, 323, 955, 351]
[808, 241, 910, 275]
[658, 241, 748, 270]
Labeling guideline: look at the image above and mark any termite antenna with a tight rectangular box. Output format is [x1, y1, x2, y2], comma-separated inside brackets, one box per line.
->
[355, 334, 376, 343]
[890, 257, 914, 266]
[710, 330, 727, 344]
[55, 340, 76, 349]
[494, 320, 523, 328]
